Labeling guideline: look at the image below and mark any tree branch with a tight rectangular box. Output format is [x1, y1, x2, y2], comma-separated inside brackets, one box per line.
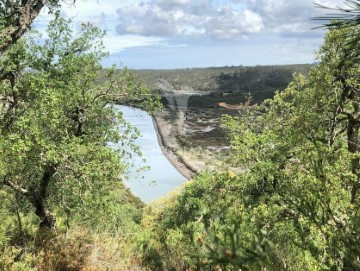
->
[1, 174, 30, 195]
[0, 0, 49, 53]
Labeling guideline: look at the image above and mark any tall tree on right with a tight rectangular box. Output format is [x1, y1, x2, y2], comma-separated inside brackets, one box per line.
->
[137, 23, 360, 271]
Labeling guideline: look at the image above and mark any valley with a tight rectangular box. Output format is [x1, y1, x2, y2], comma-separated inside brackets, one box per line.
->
[133, 64, 313, 175]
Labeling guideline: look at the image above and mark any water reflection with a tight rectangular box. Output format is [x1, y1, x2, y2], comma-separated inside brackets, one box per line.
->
[115, 105, 186, 203]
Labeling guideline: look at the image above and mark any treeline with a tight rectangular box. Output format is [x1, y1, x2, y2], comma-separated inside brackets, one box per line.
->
[133, 64, 313, 104]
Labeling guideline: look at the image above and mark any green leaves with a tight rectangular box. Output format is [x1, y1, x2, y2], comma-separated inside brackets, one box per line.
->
[220, 24, 360, 270]
[0, 14, 159, 232]
[137, 24, 360, 270]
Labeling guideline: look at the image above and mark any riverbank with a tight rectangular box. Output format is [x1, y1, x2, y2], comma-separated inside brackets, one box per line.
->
[118, 105, 189, 203]
[152, 108, 233, 179]
[152, 114, 198, 180]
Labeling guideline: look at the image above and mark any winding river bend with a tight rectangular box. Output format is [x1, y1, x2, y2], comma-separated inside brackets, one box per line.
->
[116, 105, 187, 203]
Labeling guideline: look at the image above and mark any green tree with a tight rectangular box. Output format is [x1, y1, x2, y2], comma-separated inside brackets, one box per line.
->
[0, 14, 159, 231]
[223, 23, 360, 270]
[138, 23, 360, 270]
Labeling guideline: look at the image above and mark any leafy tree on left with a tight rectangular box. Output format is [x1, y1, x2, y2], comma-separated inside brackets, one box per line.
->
[0, 14, 159, 230]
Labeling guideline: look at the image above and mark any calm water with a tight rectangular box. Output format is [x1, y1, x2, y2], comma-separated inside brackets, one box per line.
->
[115, 105, 186, 203]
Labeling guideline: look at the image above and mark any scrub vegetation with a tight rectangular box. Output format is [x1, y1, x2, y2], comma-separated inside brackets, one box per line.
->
[1, 1, 360, 271]
[133, 64, 312, 104]
[0, 7, 158, 271]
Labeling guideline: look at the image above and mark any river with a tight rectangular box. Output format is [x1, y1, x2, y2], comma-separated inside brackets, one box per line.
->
[115, 105, 187, 203]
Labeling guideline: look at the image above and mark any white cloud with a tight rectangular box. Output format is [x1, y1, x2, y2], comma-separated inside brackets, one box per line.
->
[34, 2, 167, 54]
[314, 0, 348, 9]
[204, 8, 263, 39]
[103, 35, 166, 53]
[116, 3, 181, 36]
[241, 0, 347, 33]
[115, 0, 263, 39]
[114, 0, 348, 41]
[155, 0, 192, 10]
[62, 0, 130, 17]
[38, 0, 347, 43]
[32, 0, 352, 69]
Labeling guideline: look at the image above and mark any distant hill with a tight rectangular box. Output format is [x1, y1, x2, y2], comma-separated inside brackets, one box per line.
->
[132, 64, 313, 106]
[132, 64, 314, 171]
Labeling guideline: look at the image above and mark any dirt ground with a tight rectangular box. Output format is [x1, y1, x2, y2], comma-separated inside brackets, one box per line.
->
[153, 105, 242, 178]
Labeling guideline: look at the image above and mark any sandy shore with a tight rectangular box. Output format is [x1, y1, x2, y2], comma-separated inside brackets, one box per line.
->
[151, 109, 244, 178]
[152, 115, 198, 180]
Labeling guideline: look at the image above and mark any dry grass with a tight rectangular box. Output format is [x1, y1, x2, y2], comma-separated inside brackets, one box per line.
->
[85, 233, 148, 271]
[0, 228, 148, 271]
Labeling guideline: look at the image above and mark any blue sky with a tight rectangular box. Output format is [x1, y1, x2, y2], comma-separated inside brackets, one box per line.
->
[35, 0, 346, 69]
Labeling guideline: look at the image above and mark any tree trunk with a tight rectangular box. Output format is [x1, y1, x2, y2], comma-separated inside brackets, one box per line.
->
[0, 0, 47, 54]
[30, 164, 57, 230]
[32, 198, 56, 230]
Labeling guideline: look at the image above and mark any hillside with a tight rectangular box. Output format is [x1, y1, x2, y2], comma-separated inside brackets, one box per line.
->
[132, 64, 313, 105]
[132, 64, 313, 174]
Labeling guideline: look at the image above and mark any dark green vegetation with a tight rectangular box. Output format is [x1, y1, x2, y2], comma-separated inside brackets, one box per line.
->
[0, 12, 159, 270]
[134, 64, 312, 106]
[2, 1, 360, 271]
[134, 64, 312, 155]
[138, 25, 360, 270]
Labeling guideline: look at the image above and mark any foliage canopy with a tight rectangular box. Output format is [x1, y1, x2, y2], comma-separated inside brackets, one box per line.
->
[137, 23, 360, 271]
[0, 14, 159, 232]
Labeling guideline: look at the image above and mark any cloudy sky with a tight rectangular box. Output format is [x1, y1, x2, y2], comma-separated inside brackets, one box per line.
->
[35, 0, 346, 69]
